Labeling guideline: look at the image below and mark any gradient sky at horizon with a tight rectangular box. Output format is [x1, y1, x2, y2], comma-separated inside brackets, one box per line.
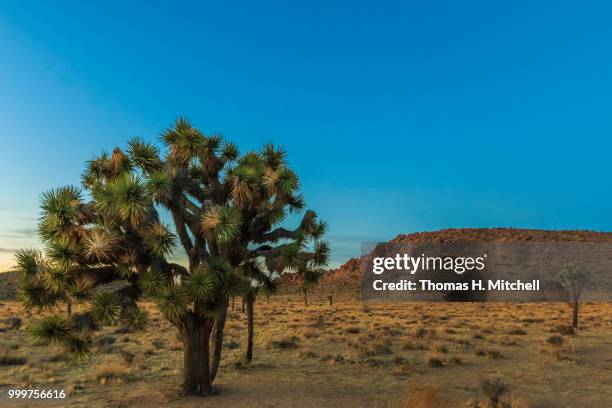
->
[1, 1, 611, 270]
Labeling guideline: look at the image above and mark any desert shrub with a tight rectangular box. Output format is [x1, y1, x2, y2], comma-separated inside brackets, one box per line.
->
[546, 335, 564, 347]
[480, 377, 509, 408]
[449, 356, 462, 365]
[507, 328, 527, 335]
[97, 336, 117, 347]
[521, 318, 544, 324]
[152, 339, 164, 349]
[425, 352, 444, 368]
[3, 317, 22, 330]
[554, 325, 575, 336]
[345, 326, 360, 334]
[415, 326, 436, 339]
[119, 350, 135, 364]
[361, 336, 391, 356]
[0, 352, 27, 366]
[123, 307, 149, 332]
[270, 335, 299, 349]
[475, 349, 502, 359]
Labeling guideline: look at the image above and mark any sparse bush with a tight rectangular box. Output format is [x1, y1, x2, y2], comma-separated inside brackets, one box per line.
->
[0, 352, 27, 366]
[425, 353, 444, 368]
[480, 377, 509, 408]
[546, 335, 564, 347]
[554, 325, 575, 336]
[270, 335, 299, 349]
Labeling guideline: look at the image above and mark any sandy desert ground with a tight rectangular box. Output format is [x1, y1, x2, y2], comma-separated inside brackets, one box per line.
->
[0, 294, 611, 407]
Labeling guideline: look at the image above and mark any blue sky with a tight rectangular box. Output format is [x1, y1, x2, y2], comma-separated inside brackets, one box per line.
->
[1, 1, 611, 269]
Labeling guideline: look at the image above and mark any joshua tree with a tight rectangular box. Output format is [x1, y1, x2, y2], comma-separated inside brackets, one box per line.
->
[16, 118, 329, 396]
[557, 263, 591, 329]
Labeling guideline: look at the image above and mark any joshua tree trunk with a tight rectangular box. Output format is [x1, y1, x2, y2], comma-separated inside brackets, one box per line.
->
[210, 300, 228, 382]
[303, 288, 308, 306]
[572, 301, 579, 328]
[66, 302, 72, 317]
[243, 296, 255, 364]
[241, 298, 245, 313]
[181, 314, 214, 396]
[231, 296, 235, 311]
[328, 294, 333, 306]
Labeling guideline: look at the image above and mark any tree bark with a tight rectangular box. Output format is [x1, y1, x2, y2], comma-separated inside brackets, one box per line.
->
[243, 296, 255, 364]
[181, 313, 214, 396]
[210, 299, 228, 382]
[303, 288, 308, 306]
[572, 301, 579, 328]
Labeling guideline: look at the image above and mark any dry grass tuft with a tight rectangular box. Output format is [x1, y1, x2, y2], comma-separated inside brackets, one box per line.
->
[93, 362, 126, 384]
[403, 387, 448, 408]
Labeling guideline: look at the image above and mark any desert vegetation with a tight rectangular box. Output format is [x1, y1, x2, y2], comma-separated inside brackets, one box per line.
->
[12, 118, 328, 396]
[0, 294, 611, 406]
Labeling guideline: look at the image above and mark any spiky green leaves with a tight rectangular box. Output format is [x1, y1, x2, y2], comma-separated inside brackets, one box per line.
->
[91, 292, 121, 325]
[139, 268, 165, 294]
[63, 331, 91, 359]
[67, 276, 94, 303]
[39, 186, 82, 241]
[110, 174, 150, 226]
[14, 249, 41, 276]
[123, 306, 149, 332]
[185, 266, 215, 303]
[262, 143, 287, 169]
[82, 152, 111, 187]
[163, 117, 205, 165]
[221, 141, 239, 161]
[27, 315, 91, 358]
[127, 137, 161, 173]
[263, 167, 298, 198]
[312, 241, 330, 267]
[146, 170, 172, 202]
[41, 267, 70, 294]
[143, 223, 176, 257]
[201, 205, 242, 244]
[308, 220, 328, 240]
[82, 229, 119, 262]
[280, 243, 305, 271]
[27, 315, 71, 345]
[155, 285, 190, 322]
[46, 237, 81, 270]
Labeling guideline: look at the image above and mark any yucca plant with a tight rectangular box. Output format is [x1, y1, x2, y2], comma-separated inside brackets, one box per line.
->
[16, 118, 328, 397]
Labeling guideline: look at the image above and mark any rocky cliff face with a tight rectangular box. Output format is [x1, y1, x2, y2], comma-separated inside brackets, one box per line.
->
[326, 228, 612, 300]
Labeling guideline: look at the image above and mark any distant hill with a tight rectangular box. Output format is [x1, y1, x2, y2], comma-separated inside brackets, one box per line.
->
[321, 228, 612, 291]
